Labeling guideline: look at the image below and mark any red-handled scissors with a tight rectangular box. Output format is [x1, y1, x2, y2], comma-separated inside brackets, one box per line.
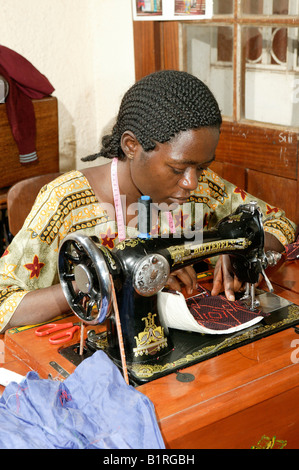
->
[35, 322, 81, 344]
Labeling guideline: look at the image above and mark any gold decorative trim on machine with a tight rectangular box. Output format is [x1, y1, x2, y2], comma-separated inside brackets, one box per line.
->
[133, 312, 168, 357]
[168, 238, 252, 266]
[131, 304, 299, 379]
[116, 239, 145, 250]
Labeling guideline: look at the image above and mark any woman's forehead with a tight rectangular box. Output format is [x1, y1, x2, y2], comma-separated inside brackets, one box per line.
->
[159, 127, 219, 158]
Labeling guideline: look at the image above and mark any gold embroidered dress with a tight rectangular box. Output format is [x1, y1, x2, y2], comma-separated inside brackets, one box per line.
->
[0, 169, 295, 332]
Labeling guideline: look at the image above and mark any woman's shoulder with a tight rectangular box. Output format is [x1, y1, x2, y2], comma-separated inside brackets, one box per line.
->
[25, 170, 96, 225]
[191, 167, 230, 206]
[200, 167, 227, 188]
[42, 170, 91, 191]
[32, 170, 95, 206]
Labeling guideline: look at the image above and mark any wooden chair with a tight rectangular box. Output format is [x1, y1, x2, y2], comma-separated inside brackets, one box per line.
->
[7, 172, 61, 238]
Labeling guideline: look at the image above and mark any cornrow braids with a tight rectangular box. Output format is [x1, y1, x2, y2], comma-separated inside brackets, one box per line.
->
[82, 70, 222, 162]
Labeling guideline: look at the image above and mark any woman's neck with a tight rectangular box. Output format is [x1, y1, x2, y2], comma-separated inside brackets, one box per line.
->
[116, 158, 146, 228]
[116, 158, 143, 207]
[82, 159, 144, 229]
[81, 163, 113, 204]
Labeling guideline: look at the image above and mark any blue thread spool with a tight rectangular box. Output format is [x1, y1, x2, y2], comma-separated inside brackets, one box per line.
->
[138, 195, 152, 239]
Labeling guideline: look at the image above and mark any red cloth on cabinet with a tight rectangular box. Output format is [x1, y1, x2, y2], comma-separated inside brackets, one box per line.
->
[0, 45, 54, 163]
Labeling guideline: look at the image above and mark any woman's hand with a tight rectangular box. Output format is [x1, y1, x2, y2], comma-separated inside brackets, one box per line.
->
[166, 265, 197, 295]
[211, 255, 243, 301]
[167, 257, 244, 299]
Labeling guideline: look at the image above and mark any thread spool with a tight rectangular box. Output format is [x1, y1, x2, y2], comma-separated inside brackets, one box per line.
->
[138, 195, 152, 239]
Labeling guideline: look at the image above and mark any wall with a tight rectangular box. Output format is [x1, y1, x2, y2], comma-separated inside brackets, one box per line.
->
[1, 0, 135, 171]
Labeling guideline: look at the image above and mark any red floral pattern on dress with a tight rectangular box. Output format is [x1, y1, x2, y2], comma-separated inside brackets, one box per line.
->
[266, 204, 279, 215]
[173, 211, 190, 230]
[100, 227, 117, 249]
[24, 255, 45, 279]
[234, 187, 247, 201]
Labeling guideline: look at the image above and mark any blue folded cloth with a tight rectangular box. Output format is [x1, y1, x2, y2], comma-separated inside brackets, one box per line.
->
[0, 350, 165, 449]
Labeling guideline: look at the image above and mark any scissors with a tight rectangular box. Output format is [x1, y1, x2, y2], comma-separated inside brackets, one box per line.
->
[35, 322, 81, 344]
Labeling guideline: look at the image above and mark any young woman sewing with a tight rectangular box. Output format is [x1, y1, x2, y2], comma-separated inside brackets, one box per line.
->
[0, 70, 295, 332]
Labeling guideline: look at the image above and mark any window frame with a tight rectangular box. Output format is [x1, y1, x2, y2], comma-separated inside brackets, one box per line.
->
[180, 0, 299, 122]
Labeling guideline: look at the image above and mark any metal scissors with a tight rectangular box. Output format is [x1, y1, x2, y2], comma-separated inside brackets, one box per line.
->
[35, 322, 81, 344]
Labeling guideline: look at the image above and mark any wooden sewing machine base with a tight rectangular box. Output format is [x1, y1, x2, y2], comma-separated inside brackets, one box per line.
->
[4, 314, 97, 380]
[58, 289, 299, 386]
[4, 311, 299, 449]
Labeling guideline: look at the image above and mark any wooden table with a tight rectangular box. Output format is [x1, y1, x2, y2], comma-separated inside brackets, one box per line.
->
[1, 259, 299, 449]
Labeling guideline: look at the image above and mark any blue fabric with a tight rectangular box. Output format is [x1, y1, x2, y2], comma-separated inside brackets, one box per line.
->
[0, 350, 165, 449]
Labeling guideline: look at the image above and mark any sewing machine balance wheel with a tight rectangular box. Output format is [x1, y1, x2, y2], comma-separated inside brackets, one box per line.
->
[58, 233, 112, 325]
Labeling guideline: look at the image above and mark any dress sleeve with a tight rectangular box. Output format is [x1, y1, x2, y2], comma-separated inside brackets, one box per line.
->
[0, 181, 69, 332]
[0, 171, 107, 332]
[197, 169, 296, 247]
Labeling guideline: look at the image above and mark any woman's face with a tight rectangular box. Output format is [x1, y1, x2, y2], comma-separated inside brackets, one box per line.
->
[129, 126, 220, 206]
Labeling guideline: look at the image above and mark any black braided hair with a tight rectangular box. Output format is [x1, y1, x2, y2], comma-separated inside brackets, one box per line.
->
[82, 70, 222, 162]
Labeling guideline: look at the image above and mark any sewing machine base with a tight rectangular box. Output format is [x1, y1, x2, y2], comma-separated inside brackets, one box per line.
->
[58, 291, 299, 386]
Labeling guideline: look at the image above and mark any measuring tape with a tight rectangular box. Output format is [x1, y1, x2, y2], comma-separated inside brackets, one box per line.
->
[112, 157, 176, 238]
[111, 158, 126, 242]
[110, 274, 129, 385]
[166, 211, 175, 234]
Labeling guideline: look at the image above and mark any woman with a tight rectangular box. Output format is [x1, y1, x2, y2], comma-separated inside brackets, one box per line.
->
[0, 70, 295, 332]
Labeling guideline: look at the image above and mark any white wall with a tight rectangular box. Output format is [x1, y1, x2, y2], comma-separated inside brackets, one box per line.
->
[1, 0, 136, 170]
[245, 70, 299, 127]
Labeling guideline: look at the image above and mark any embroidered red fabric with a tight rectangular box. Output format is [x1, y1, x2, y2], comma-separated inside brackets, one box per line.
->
[186, 293, 268, 332]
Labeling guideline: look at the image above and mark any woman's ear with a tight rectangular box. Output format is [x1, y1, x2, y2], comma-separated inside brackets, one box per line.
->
[120, 131, 139, 159]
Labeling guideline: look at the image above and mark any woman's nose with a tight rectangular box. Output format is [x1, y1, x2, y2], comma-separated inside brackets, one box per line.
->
[179, 169, 199, 191]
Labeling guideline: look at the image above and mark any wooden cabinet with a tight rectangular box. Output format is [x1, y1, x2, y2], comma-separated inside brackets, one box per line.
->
[3, 266, 299, 449]
[211, 121, 299, 224]
[0, 96, 59, 201]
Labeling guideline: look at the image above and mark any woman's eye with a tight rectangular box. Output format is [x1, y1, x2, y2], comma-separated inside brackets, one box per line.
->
[171, 167, 185, 175]
[170, 165, 206, 176]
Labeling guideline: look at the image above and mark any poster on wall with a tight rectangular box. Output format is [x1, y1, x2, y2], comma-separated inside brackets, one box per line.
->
[132, 1, 213, 21]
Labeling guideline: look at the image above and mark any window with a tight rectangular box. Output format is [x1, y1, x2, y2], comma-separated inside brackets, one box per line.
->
[181, 0, 299, 126]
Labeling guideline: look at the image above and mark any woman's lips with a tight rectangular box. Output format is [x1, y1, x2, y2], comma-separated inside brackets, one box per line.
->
[168, 196, 190, 204]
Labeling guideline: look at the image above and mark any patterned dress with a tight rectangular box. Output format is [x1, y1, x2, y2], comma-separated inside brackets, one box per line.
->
[0, 168, 295, 332]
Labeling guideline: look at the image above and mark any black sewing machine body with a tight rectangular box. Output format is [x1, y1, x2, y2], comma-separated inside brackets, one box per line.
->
[57, 202, 297, 385]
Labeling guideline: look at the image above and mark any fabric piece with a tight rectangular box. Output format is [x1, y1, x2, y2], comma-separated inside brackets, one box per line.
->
[187, 293, 268, 332]
[158, 285, 268, 335]
[0, 350, 165, 449]
[0, 45, 54, 162]
[0, 169, 296, 332]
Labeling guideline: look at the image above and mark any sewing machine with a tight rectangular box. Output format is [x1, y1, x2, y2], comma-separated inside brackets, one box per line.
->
[57, 201, 296, 385]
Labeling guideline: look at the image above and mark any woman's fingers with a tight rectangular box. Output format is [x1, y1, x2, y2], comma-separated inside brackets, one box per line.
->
[211, 255, 243, 301]
[167, 265, 197, 294]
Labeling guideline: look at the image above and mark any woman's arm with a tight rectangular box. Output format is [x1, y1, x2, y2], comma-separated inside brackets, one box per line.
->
[2, 284, 72, 332]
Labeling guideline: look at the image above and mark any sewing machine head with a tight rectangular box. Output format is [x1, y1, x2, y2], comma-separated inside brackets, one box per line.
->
[58, 202, 277, 383]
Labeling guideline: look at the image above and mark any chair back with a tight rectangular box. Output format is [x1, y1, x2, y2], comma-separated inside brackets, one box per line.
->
[7, 172, 61, 237]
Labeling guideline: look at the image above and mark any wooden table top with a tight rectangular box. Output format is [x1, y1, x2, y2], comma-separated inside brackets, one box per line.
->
[1, 259, 299, 449]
